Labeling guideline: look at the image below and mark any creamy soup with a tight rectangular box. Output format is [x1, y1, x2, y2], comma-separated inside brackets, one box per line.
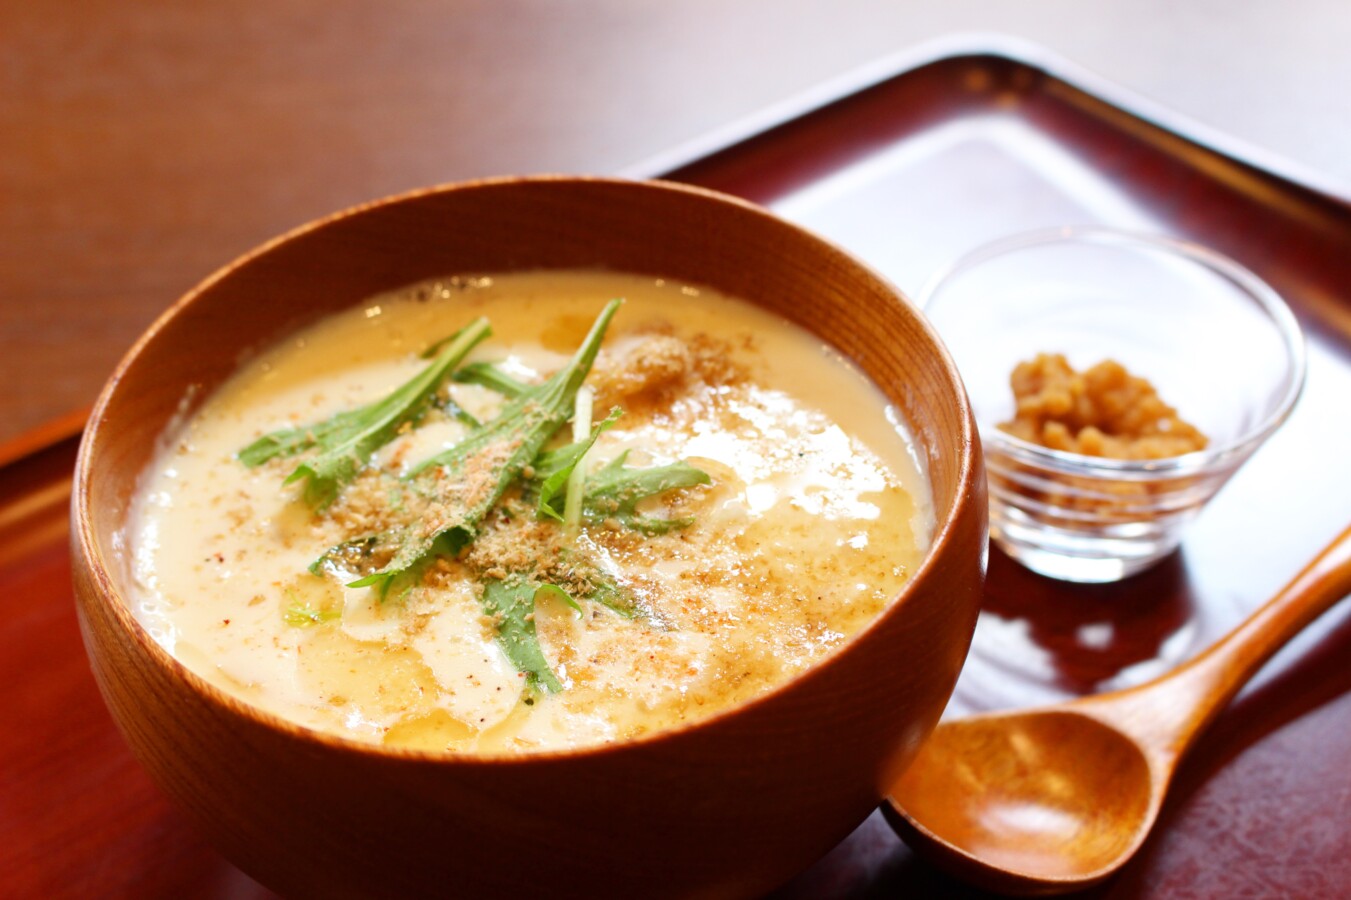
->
[129, 271, 933, 753]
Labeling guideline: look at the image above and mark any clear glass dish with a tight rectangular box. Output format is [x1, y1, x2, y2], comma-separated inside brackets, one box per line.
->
[919, 227, 1306, 583]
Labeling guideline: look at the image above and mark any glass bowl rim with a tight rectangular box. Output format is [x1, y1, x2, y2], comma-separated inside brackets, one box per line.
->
[916, 225, 1307, 478]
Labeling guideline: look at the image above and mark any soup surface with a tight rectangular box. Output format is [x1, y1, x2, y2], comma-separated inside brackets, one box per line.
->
[129, 271, 932, 753]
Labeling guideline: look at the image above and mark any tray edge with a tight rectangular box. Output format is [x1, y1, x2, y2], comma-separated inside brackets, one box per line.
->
[621, 32, 1351, 209]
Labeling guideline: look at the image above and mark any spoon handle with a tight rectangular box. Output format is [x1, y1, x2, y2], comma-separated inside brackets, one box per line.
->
[1082, 522, 1351, 765]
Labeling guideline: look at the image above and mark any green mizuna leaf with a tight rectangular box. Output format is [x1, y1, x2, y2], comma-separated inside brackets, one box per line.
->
[238, 411, 357, 468]
[535, 582, 583, 614]
[578, 563, 639, 619]
[480, 568, 650, 689]
[238, 318, 492, 509]
[283, 603, 341, 627]
[534, 407, 623, 522]
[343, 299, 624, 594]
[481, 576, 567, 693]
[535, 450, 710, 534]
[432, 393, 481, 429]
[452, 361, 530, 399]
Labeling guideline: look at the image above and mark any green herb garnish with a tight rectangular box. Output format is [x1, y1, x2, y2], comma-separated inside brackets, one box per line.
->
[256, 296, 712, 694]
[533, 406, 623, 523]
[452, 361, 530, 398]
[480, 576, 573, 693]
[433, 394, 482, 429]
[565, 555, 641, 620]
[343, 299, 623, 594]
[238, 318, 492, 509]
[283, 603, 341, 627]
[536, 450, 711, 534]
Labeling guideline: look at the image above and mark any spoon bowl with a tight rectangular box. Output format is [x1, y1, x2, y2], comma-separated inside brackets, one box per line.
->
[886, 522, 1351, 894]
[887, 710, 1154, 892]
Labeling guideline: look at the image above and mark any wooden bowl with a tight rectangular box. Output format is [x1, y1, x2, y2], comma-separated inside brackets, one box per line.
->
[71, 176, 986, 899]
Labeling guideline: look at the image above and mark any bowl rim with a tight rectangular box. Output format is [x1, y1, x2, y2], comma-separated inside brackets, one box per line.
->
[916, 225, 1307, 478]
[73, 173, 983, 767]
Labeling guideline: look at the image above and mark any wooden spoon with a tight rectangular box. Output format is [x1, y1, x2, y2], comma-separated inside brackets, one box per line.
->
[884, 523, 1351, 895]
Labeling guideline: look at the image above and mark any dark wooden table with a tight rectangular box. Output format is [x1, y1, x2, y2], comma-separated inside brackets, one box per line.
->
[4, 3, 1350, 898]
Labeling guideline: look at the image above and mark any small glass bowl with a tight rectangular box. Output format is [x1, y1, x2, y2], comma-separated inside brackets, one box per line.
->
[919, 227, 1305, 583]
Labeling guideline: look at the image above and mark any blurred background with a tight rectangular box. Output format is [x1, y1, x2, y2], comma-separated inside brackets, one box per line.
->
[3, 0, 1348, 444]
